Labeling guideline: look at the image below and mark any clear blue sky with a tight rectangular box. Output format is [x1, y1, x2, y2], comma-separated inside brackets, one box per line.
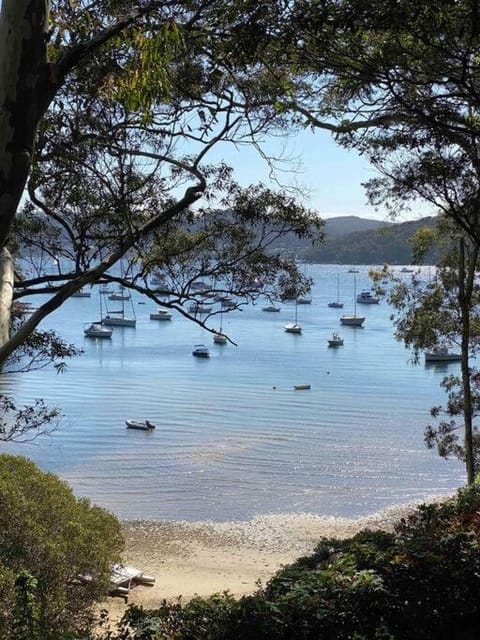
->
[208, 127, 431, 223]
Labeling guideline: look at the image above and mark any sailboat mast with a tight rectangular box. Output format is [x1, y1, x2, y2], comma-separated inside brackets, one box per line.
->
[353, 275, 357, 317]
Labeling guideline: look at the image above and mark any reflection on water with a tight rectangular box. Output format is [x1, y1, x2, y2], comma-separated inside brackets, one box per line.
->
[1, 265, 465, 521]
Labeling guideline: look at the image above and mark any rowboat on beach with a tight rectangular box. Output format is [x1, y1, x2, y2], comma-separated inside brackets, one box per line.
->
[109, 564, 156, 601]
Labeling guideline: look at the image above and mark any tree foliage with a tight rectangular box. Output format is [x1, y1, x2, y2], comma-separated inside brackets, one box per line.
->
[373, 219, 480, 482]
[0, 454, 123, 639]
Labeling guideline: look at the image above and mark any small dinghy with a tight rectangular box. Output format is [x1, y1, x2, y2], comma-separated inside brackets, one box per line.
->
[126, 419, 156, 431]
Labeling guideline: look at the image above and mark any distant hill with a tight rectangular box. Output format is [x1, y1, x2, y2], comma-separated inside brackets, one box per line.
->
[323, 216, 389, 238]
[303, 215, 438, 264]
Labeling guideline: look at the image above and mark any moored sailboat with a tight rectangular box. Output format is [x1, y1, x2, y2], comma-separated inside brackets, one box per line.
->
[340, 275, 365, 327]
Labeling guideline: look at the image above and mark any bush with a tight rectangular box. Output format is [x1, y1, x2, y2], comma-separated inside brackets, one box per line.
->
[0, 455, 124, 639]
[101, 486, 480, 640]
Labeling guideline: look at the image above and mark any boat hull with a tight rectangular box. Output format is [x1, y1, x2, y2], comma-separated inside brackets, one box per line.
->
[126, 420, 156, 430]
[425, 353, 461, 362]
[340, 315, 365, 327]
[84, 324, 112, 338]
[102, 316, 136, 327]
[285, 323, 302, 334]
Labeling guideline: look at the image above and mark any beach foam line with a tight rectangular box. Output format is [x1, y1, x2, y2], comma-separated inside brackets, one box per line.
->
[122, 494, 452, 556]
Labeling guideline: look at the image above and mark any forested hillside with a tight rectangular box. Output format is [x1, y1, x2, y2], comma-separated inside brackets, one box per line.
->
[302, 216, 438, 264]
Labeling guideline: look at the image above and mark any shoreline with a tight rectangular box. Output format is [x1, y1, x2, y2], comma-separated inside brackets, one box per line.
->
[102, 500, 443, 620]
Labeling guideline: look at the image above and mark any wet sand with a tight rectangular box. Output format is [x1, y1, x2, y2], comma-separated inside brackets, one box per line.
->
[102, 504, 424, 620]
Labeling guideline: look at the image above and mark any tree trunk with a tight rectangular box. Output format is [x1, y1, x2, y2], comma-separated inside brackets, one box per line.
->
[0, 0, 50, 249]
[458, 238, 476, 484]
[0, 1, 51, 352]
[0, 247, 13, 347]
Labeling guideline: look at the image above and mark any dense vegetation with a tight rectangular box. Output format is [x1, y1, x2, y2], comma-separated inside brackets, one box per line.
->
[94, 486, 480, 640]
[0, 455, 123, 640]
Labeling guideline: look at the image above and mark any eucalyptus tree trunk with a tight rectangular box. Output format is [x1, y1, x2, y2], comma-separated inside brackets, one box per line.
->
[0, 0, 50, 352]
[458, 238, 476, 485]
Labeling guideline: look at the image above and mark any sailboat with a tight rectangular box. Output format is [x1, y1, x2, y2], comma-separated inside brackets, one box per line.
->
[108, 285, 130, 301]
[102, 260, 136, 327]
[340, 275, 365, 327]
[284, 301, 302, 333]
[328, 274, 343, 308]
[102, 289, 136, 327]
[84, 290, 113, 338]
[213, 306, 227, 344]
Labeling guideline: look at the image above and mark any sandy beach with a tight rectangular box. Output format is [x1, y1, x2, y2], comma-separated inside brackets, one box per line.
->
[103, 504, 424, 620]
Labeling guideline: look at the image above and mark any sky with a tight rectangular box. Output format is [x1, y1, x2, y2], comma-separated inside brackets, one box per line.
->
[209, 127, 431, 224]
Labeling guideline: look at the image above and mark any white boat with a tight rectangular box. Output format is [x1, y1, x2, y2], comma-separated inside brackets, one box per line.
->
[285, 300, 302, 334]
[356, 290, 380, 304]
[102, 315, 136, 327]
[340, 275, 365, 327]
[126, 419, 156, 430]
[213, 307, 227, 344]
[188, 302, 212, 314]
[328, 274, 343, 308]
[102, 285, 136, 327]
[192, 344, 210, 358]
[150, 309, 172, 321]
[262, 305, 281, 312]
[328, 332, 344, 347]
[108, 289, 131, 301]
[72, 289, 91, 298]
[425, 347, 461, 363]
[84, 291, 114, 337]
[294, 384, 311, 390]
[284, 322, 302, 334]
[296, 297, 312, 305]
[401, 267, 414, 273]
[84, 323, 112, 338]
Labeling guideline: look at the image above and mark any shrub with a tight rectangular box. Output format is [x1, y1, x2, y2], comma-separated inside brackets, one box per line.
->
[0, 455, 124, 639]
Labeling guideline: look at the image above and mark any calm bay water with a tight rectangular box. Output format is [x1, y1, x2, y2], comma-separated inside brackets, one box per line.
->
[1, 265, 465, 521]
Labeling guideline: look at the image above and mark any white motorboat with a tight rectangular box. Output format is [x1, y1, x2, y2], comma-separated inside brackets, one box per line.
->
[192, 344, 210, 358]
[328, 332, 344, 347]
[340, 275, 365, 327]
[84, 323, 112, 338]
[425, 347, 461, 363]
[125, 419, 156, 430]
[262, 305, 281, 312]
[150, 309, 172, 321]
[356, 290, 380, 304]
